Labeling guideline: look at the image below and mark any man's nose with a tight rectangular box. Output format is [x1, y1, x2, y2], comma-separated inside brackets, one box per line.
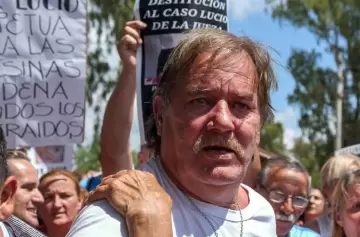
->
[207, 100, 235, 132]
[281, 197, 295, 215]
[32, 189, 44, 204]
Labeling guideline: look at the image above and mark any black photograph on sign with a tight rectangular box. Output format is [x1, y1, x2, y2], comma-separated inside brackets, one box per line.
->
[134, 0, 228, 143]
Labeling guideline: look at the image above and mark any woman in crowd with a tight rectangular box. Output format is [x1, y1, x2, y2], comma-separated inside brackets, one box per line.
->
[332, 169, 360, 237]
[305, 154, 360, 236]
[38, 169, 84, 237]
[297, 188, 325, 226]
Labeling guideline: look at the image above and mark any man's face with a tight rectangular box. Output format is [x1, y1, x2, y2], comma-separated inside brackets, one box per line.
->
[9, 160, 44, 227]
[154, 52, 261, 189]
[258, 168, 309, 237]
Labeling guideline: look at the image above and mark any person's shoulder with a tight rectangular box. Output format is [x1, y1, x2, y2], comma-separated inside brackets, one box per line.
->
[304, 218, 320, 233]
[291, 225, 320, 237]
[243, 184, 274, 216]
[241, 184, 276, 236]
[66, 200, 128, 237]
[138, 159, 165, 184]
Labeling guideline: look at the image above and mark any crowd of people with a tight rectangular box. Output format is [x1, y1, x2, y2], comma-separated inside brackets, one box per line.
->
[0, 20, 358, 237]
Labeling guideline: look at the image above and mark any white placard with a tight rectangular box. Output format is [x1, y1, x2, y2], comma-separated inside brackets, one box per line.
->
[0, 0, 87, 148]
[335, 144, 360, 156]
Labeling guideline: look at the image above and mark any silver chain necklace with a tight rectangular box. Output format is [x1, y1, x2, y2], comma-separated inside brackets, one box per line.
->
[185, 194, 243, 237]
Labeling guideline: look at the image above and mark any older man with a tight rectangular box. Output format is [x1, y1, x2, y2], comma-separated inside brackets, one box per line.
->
[0, 128, 17, 222]
[67, 21, 277, 237]
[7, 150, 44, 228]
[0, 129, 45, 237]
[256, 156, 319, 237]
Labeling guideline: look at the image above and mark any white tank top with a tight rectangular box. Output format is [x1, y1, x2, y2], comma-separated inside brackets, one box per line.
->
[317, 214, 331, 237]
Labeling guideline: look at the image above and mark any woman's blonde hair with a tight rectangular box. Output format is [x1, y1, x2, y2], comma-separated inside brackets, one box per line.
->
[321, 154, 360, 190]
[331, 169, 360, 237]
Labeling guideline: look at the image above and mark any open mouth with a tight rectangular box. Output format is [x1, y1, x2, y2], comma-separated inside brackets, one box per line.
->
[203, 146, 234, 153]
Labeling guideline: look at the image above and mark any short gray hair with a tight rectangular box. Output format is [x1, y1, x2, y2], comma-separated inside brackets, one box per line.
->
[257, 155, 312, 197]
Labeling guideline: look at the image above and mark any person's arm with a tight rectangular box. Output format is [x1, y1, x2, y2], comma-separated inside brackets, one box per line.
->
[100, 21, 147, 176]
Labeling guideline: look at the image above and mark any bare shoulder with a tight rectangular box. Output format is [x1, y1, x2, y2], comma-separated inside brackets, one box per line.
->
[66, 200, 128, 237]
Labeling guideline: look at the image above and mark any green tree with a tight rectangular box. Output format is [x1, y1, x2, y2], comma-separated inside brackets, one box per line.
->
[266, 0, 360, 167]
[291, 137, 321, 187]
[74, 1, 135, 168]
[74, 131, 101, 172]
[132, 150, 138, 168]
[260, 122, 287, 154]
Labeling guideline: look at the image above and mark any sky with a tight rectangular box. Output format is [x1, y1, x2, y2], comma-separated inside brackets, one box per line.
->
[84, 0, 336, 152]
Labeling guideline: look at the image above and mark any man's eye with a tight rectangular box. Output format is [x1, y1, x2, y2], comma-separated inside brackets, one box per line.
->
[233, 102, 250, 110]
[190, 98, 208, 105]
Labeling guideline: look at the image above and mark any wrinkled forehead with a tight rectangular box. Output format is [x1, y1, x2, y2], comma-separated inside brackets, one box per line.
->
[183, 51, 258, 92]
[40, 175, 73, 191]
[267, 167, 308, 187]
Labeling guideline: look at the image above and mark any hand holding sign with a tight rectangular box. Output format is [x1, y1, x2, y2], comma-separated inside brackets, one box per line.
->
[117, 20, 147, 71]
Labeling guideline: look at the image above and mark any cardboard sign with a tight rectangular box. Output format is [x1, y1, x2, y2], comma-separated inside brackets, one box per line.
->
[0, 0, 87, 148]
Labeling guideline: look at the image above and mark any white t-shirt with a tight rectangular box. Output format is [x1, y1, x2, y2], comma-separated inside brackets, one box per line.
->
[67, 159, 276, 237]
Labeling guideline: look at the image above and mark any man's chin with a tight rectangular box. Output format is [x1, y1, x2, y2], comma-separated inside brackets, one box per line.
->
[24, 215, 39, 227]
[192, 166, 244, 186]
[276, 220, 293, 236]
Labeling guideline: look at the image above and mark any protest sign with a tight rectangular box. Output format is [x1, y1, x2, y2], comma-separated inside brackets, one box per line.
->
[133, 0, 229, 143]
[0, 0, 87, 148]
[335, 144, 360, 156]
[27, 145, 74, 178]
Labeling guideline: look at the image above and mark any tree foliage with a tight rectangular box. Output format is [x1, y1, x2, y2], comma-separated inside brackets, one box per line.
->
[266, 0, 360, 167]
[260, 122, 287, 155]
[291, 137, 321, 187]
[74, 0, 135, 171]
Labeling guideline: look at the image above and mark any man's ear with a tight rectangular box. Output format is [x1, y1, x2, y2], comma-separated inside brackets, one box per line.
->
[0, 176, 17, 220]
[153, 96, 166, 136]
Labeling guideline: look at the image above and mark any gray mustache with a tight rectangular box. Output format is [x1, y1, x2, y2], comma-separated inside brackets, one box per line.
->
[193, 135, 244, 157]
[275, 213, 296, 223]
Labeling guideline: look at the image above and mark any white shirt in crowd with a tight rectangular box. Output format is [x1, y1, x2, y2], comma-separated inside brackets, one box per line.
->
[66, 159, 277, 237]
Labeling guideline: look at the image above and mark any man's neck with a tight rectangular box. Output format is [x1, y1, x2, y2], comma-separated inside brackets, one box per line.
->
[159, 159, 249, 210]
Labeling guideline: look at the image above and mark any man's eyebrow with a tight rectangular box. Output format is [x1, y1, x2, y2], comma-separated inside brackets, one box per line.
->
[185, 86, 212, 94]
[186, 86, 255, 100]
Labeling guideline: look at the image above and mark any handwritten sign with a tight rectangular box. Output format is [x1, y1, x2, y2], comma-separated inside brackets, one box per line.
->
[0, 0, 87, 148]
[134, 0, 229, 143]
[27, 145, 74, 178]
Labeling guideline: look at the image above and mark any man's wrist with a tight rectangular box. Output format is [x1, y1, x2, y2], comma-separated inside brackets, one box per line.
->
[126, 211, 172, 237]
[121, 65, 136, 76]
